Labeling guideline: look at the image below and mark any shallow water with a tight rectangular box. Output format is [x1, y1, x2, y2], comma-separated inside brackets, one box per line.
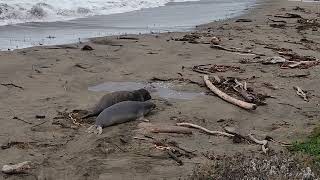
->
[88, 81, 204, 100]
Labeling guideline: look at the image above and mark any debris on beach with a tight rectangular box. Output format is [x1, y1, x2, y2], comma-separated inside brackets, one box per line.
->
[279, 71, 310, 78]
[278, 51, 316, 62]
[176, 122, 234, 137]
[74, 63, 92, 69]
[204, 75, 257, 110]
[174, 33, 201, 44]
[1, 83, 24, 90]
[274, 13, 302, 19]
[138, 122, 193, 135]
[118, 36, 139, 40]
[2, 161, 31, 175]
[81, 45, 94, 51]
[248, 134, 269, 154]
[192, 64, 244, 74]
[269, 23, 286, 28]
[35, 115, 45, 119]
[235, 18, 252, 22]
[210, 44, 264, 56]
[296, 18, 320, 31]
[133, 137, 196, 166]
[293, 86, 309, 102]
[282, 60, 320, 69]
[262, 56, 286, 64]
[267, 18, 287, 23]
[52, 109, 87, 129]
[210, 36, 221, 45]
[203, 75, 269, 110]
[293, 6, 306, 12]
[261, 54, 320, 69]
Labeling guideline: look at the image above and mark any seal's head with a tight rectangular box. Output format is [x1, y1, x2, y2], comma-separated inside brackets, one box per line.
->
[134, 88, 151, 101]
[142, 101, 156, 115]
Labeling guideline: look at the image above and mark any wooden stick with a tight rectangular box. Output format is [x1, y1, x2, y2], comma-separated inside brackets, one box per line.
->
[138, 123, 193, 134]
[176, 122, 234, 137]
[293, 86, 308, 101]
[13, 116, 33, 125]
[1, 83, 24, 90]
[151, 126, 193, 134]
[203, 75, 257, 110]
[210, 44, 264, 56]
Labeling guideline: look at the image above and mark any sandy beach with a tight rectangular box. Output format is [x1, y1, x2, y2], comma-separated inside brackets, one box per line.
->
[1, 0, 320, 179]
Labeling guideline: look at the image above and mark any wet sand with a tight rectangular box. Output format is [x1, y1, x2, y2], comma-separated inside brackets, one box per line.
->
[1, 0, 320, 179]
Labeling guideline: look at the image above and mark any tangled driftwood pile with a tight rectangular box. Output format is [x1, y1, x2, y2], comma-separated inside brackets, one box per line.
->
[192, 64, 244, 74]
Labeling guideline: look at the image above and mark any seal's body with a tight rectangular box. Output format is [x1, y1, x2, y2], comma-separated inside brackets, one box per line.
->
[83, 89, 151, 119]
[87, 101, 155, 134]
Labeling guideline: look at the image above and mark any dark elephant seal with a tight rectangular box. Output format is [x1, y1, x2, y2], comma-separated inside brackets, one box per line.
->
[82, 89, 151, 119]
[87, 101, 155, 134]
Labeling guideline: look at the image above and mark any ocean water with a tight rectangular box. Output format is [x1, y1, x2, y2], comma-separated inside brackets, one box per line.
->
[88, 81, 204, 100]
[0, 0, 257, 50]
[0, 0, 200, 26]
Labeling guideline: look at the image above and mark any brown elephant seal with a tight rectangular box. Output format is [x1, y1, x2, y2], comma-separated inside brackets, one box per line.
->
[82, 88, 151, 119]
[87, 101, 155, 134]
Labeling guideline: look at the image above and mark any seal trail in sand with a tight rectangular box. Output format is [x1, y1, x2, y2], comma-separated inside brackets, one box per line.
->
[82, 89, 151, 119]
[87, 101, 155, 134]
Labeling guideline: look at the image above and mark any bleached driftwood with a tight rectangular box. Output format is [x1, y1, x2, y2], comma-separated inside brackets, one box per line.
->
[203, 75, 257, 110]
[248, 134, 269, 154]
[151, 126, 193, 134]
[137, 123, 193, 134]
[293, 86, 308, 101]
[210, 44, 263, 56]
[176, 122, 234, 137]
[2, 161, 31, 174]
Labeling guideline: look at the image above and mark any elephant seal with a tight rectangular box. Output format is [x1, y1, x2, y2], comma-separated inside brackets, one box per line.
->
[82, 89, 151, 119]
[87, 101, 155, 134]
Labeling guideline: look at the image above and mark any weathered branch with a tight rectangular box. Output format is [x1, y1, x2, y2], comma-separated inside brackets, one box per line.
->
[151, 126, 193, 134]
[176, 122, 234, 137]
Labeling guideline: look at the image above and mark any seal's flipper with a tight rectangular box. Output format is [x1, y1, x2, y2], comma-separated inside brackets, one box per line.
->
[94, 126, 103, 135]
[86, 125, 95, 133]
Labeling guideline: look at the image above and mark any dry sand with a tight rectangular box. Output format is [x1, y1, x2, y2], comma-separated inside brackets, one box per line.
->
[1, 0, 320, 179]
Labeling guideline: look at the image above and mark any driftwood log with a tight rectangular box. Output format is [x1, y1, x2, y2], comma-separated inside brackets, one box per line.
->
[151, 127, 193, 134]
[203, 75, 257, 110]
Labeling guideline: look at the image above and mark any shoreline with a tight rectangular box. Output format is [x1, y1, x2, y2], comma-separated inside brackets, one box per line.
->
[1, 0, 320, 179]
[0, 0, 256, 51]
